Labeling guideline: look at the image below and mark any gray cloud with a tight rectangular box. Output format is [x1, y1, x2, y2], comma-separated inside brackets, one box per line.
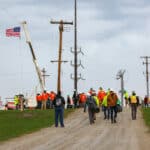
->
[0, 0, 150, 101]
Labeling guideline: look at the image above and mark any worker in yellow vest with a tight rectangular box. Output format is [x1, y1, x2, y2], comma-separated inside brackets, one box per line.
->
[14, 95, 19, 110]
[129, 91, 139, 120]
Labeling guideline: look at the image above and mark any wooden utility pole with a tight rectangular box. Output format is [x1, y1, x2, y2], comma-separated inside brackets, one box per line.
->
[50, 20, 73, 93]
[41, 68, 50, 87]
[141, 56, 150, 98]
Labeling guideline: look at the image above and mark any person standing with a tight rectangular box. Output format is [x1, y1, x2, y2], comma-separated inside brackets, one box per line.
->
[41, 90, 49, 110]
[144, 95, 149, 108]
[107, 89, 118, 123]
[49, 91, 56, 109]
[129, 91, 139, 120]
[18, 94, 24, 111]
[53, 91, 65, 127]
[36, 93, 42, 109]
[14, 95, 19, 110]
[72, 90, 78, 108]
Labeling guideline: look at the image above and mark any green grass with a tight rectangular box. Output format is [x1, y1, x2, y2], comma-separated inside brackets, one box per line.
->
[0, 109, 74, 142]
[142, 107, 150, 130]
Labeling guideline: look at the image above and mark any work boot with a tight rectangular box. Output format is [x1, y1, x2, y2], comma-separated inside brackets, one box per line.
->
[114, 119, 117, 123]
[111, 119, 113, 124]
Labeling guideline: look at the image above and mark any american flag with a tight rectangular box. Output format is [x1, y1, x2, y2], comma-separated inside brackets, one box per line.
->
[6, 27, 21, 37]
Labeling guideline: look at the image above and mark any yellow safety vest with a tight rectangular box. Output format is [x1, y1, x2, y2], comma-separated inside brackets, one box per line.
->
[130, 96, 137, 103]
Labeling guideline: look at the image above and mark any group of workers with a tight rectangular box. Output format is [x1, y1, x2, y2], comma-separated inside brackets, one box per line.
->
[84, 87, 146, 124]
[36, 90, 56, 110]
[11, 87, 148, 127]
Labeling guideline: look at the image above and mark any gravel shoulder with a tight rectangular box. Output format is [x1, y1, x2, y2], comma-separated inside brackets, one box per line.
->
[0, 107, 150, 150]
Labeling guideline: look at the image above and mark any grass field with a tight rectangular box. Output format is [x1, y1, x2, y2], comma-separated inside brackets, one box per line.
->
[142, 107, 150, 130]
[0, 109, 74, 142]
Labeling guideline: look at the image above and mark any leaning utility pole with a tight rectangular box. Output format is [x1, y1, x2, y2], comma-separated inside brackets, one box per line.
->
[141, 56, 150, 99]
[50, 20, 73, 93]
[41, 68, 50, 87]
[116, 70, 125, 107]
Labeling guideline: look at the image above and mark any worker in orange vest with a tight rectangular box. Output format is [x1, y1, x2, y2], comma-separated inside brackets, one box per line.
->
[79, 92, 87, 107]
[49, 91, 56, 109]
[41, 90, 49, 110]
[97, 87, 106, 106]
[36, 93, 42, 109]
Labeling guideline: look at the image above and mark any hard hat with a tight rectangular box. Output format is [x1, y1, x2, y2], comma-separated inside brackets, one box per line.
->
[86, 92, 91, 96]
[109, 88, 113, 92]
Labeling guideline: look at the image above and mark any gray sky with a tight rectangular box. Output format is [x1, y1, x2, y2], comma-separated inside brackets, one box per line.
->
[0, 0, 150, 101]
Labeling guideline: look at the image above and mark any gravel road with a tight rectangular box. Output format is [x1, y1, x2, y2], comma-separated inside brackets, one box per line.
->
[0, 107, 150, 150]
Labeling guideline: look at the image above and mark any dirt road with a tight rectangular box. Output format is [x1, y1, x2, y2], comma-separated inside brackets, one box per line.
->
[0, 107, 150, 150]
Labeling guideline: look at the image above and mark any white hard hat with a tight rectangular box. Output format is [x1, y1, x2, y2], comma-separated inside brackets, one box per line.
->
[109, 88, 113, 92]
[86, 92, 91, 96]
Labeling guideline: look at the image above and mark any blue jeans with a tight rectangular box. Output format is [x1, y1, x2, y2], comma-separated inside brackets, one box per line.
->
[55, 107, 64, 127]
[103, 106, 110, 119]
[110, 106, 117, 123]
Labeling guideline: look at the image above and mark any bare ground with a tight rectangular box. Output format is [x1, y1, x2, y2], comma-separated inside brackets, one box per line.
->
[0, 107, 150, 150]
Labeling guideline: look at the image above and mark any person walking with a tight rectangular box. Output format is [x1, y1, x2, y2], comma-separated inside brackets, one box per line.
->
[129, 91, 139, 120]
[107, 89, 118, 123]
[124, 90, 129, 108]
[97, 87, 106, 108]
[102, 92, 110, 120]
[86, 92, 99, 125]
[53, 91, 65, 127]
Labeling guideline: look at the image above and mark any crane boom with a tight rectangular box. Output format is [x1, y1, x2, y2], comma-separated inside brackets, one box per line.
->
[21, 21, 45, 92]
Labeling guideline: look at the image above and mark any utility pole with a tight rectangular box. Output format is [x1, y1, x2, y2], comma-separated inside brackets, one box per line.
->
[71, 0, 85, 94]
[41, 68, 50, 87]
[141, 56, 150, 99]
[116, 70, 125, 107]
[50, 20, 73, 93]
[74, 0, 78, 93]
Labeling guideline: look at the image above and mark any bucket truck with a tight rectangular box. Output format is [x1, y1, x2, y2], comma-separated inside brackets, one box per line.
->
[21, 21, 46, 108]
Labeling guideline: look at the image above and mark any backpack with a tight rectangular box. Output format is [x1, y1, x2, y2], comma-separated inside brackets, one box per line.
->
[88, 96, 98, 112]
[56, 98, 62, 106]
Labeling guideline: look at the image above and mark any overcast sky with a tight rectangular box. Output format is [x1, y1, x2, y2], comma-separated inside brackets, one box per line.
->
[0, 0, 150, 101]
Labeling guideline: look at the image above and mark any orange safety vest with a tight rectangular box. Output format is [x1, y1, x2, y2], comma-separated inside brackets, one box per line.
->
[49, 92, 56, 101]
[97, 90, 106, 102]
[36, 95, 42, 101]
[41, 92, 49, 101]
[79, 93, 87, 103]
